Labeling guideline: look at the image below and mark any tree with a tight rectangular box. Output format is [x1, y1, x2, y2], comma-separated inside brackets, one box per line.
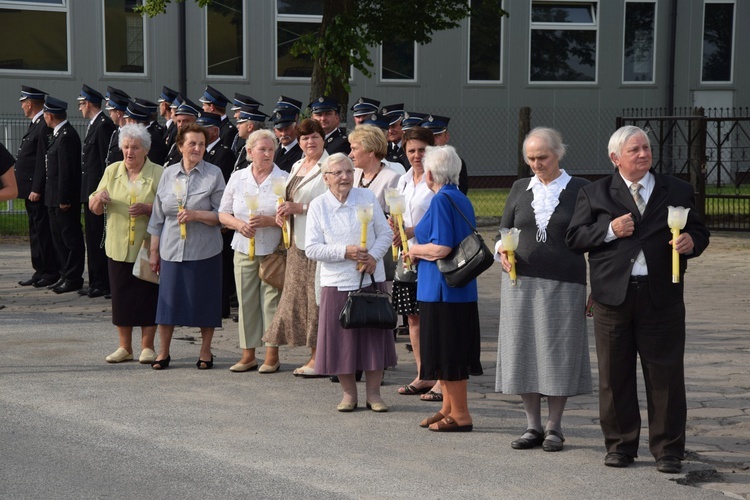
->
[139, 0, 507, 118]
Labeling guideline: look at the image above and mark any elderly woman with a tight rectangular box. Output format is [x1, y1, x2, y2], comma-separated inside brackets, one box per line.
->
[407, 145, 482, 432]
[306, 153, 397, 411]
[394, 127, 439, 398]
[263, 119, 328, 375]
[89, 124, 163, 364]
[495, 127, 592, 450]
[219, 130, 288, 372]
[348, 124, 400, 210]
[148, 123, 225, 370]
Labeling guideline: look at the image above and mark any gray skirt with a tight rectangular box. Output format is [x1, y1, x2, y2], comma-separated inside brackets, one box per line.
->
[495, 274, 592, 396]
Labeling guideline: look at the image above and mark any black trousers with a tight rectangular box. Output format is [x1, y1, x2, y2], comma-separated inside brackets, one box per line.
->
[83, 204, 109, 290]
[47, 205, 85, 283]
[24, 198, 58, 281]
[593, 280, 687, 460]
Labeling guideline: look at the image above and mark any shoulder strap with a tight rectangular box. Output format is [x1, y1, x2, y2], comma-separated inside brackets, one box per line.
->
[441, 193, 477, 232]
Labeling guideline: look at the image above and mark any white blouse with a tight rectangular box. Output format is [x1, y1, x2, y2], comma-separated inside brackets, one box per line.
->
[219, 164, 289, 256]
[526, 169, 571, 243]
[305, 188, 392, 291]
[397, 168, 435, 246]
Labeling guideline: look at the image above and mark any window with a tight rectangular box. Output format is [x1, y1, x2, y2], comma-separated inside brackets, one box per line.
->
[529, 1, 598, 83]
[380, 37, 416, 82]
[104, 0, 145, 74]
[276, 0, 323, 79]
[702, 1, 735, 83]
[0, 1, 68, 72]
[623, 1, 656, 83]
[206, 0, 244, 77]
[468, 0, 504, 82]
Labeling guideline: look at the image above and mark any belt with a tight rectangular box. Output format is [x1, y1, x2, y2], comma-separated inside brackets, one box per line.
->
[629, 275, 648, 284]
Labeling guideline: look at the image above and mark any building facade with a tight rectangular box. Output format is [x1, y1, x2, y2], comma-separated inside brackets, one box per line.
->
[0, 0, 745, 179]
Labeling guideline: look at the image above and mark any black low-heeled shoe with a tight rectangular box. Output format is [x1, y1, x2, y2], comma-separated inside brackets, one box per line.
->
[151, 355, 171, 370]
[196, 356, 214, 370]
[511, 429, 545, 449]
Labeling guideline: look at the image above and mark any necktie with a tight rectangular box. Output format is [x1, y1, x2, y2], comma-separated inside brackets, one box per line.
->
[630, 182, 647, 267]
[630, 182, 646, 215]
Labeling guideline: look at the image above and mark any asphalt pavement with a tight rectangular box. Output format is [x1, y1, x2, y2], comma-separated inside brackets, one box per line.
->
[1, 231, 748, 499]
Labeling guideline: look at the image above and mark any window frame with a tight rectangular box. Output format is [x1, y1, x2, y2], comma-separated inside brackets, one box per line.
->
[275, 7, 321, 81]
[204, 0, 246, 79]
[0, 0, 71, 75]
[466, 0, 505, 85]
[528, 0, 599, 85]
[700, 0, 736, 84]
[621, 0, 657, 85]
[102, 0, 147, 77]
[379, 39, 418, 83]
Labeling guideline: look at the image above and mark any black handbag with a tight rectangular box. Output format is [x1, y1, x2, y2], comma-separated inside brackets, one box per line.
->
[436, 194, 494, 288]
[339, 274, 398, 330]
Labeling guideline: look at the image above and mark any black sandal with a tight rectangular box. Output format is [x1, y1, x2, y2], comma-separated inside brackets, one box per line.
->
[151, 355, 171, 370]
[511, 429, 544, 449]
[196, 355, 214, 370]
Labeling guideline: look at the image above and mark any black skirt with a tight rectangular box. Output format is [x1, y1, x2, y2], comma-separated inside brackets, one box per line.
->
[418, 301, 483, 381]
[109, 258, 158, 327]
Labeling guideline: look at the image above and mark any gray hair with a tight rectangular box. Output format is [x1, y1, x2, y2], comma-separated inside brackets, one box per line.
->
[523, 127, 566, 163]
[322, 152, 353, 174]
[118, 123, 151, 151]
[608, 125, 650, 167]
[246, 129, 277, 153]
[423, 145, 460, 186]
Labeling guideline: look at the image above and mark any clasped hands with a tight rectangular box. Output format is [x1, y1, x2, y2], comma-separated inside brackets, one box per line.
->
[345, 245, 376, 274]
[237, 214, 274, 238]
[612, 213, 695, 254]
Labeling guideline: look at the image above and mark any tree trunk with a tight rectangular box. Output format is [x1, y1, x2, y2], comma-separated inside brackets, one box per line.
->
[309, 0, 353, 122]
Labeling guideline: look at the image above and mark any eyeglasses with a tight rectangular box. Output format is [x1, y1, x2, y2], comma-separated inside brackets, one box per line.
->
[325, 169, 354, 178]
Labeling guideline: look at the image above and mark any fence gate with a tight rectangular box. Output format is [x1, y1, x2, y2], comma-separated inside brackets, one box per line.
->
[618, 108, 750, 231]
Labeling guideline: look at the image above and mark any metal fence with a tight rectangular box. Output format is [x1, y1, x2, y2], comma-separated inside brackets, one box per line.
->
[619, 107, 750, 231]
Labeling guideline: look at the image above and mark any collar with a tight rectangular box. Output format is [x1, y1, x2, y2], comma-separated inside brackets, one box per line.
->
[53, 120, 68, 135]
[90, 110, 102, 125]
[32, 110, 44, 123]
[284, 139, 298, 151]
[206, 138, 221, 152]
[526, 169, 571, 191]
[322, 186, 359, 210]
[619, 171, 654, 191]
[180, 159, 206, 176]
[325, 129, 336, 140]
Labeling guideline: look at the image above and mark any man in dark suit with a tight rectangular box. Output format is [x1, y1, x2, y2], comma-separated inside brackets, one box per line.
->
[422, 115, 469, 194]
[198, 112, 236, 318]
[566, 125, 710, 474]
[105, 92, 129, 166]
[350, 97, 380, 126]
[43, 96, 85, 294]
[199, 85, 237, 150]
[158, 86, 179, 150]
[271, 110, 302, 173]
[232, 107, 269, 172]
[163, 98, 200, 167]
[381, 103, 410, 170]
[309, 96, 350, 155]
[15, 86, 59, 288]
[77, 85, 116, 298]
[230, 93, 262, 160]
[134, 98, 168, 165]
[125, 100, 168, 166]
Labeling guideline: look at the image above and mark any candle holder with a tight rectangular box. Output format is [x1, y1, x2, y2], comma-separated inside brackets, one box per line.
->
[500, 227, 521, 285]
[389, 194, 411, 268]
[356, 203, 374, 271]
[667, 205, 690, 283]
[385, 188, 400, 261]
[172, 177, 187, 240]
[271, 176, 290, 249]
[126, 179, 143, 246]
[245, 189, 260, 261]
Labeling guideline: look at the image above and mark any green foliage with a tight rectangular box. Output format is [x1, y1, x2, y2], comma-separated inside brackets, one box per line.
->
[137, 0, 212, 17]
